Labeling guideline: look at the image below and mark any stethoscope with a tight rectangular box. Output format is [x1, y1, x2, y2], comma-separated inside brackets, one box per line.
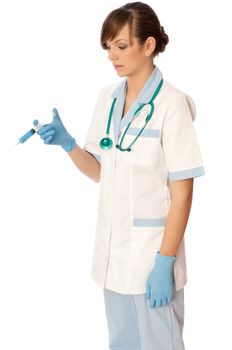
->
[99, 78, 163, 152]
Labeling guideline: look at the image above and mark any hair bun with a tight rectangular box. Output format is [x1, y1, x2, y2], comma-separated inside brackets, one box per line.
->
[159, 25, 169, 53]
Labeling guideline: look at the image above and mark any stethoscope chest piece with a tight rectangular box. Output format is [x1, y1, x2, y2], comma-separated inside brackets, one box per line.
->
[100, 137, 113, 150]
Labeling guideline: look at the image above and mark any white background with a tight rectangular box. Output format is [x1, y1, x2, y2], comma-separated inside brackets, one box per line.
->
[0, 0, 231, 349]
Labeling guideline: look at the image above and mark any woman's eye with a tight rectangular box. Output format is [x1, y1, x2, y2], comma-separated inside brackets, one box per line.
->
[105, 45, 127, 50]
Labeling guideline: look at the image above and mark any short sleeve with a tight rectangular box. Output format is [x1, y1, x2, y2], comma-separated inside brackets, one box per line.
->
[82, 91, 103, 164]
[161, 93, 205, 181]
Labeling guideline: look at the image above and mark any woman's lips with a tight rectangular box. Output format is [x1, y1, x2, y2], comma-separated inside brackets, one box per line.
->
[114, 65, 123, 69]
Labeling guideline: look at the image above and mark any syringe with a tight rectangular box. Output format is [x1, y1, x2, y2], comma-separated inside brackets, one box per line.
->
[11, 116, 53, 150]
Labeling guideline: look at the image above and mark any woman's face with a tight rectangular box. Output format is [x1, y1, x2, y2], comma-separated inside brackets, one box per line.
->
[106, 23, 151, 77]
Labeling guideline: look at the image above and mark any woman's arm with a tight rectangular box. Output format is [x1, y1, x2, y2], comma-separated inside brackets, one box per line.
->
[159, 178, 193, 256]
[68, 145, 101, 183]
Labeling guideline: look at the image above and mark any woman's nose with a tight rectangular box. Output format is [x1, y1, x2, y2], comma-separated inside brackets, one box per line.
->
[108, 48, 118, 61]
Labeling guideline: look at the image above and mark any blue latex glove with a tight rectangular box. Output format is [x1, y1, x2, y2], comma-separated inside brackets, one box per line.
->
[146, 251, 176, 308]
[33, 108, 77, 152]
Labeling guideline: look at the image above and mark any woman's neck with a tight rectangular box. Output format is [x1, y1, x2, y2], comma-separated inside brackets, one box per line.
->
[126, 63, 155, 99]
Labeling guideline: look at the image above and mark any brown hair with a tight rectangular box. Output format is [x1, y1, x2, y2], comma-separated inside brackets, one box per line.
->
[100, 2, 169, 57]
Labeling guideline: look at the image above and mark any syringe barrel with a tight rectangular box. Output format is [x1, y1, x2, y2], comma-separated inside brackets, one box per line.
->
[17, 115, 52, 145]
[19, 128, 36, 144]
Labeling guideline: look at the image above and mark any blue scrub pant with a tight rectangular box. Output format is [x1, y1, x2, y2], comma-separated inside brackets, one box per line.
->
[103, 287, 185, 350]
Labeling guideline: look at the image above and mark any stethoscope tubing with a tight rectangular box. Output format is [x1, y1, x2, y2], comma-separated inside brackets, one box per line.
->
[100, 78, 163, 152]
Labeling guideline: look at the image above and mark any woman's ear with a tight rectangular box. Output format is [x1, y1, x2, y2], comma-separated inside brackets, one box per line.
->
[144, 36, 156, 57]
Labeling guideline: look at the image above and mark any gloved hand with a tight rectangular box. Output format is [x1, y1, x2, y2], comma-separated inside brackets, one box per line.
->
[33, 108, 77, 152]
[146, 251, 176, 308]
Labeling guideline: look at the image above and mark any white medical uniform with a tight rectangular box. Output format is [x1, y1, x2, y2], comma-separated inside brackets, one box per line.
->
[83, 65, 205, 295]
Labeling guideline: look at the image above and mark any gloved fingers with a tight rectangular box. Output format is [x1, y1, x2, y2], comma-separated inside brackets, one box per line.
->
[44, 135, 53, 144]
[39, 130, 55, 140]
[149, 292, 163, 308]
[146, 283, 151, 300]
[155, 298, 162, 308]
[149, 297, 169, 308]
[149, 298, 156, 308]
[52, 107, 60, 119]
[161, 297, 168, 306]
[52, 108, 64, 126]
[167, 294, 173, 304]
[38, 125, 55, 135]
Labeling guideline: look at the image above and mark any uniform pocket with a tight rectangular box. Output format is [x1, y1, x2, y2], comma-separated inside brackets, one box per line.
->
[117, 126, 162, 167]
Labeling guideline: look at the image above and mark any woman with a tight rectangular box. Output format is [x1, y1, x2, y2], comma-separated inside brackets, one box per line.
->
[34, 2, 205, 349]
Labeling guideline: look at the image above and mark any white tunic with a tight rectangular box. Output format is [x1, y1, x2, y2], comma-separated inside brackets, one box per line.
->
[83, 65, 205, 294]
